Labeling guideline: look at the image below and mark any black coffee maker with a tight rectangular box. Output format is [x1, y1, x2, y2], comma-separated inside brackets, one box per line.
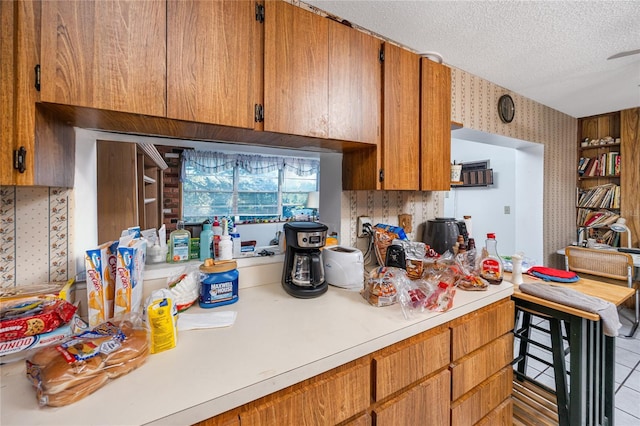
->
[282, 221, 328, 298]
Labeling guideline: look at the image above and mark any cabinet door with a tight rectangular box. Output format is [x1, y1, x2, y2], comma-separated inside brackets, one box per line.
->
[264, 1, 328, 138]
[167, 1, 257, 129]
[40, 0, 166, 116]
[373, 369, 450, 426]
[328, 20, 381, 144]
[421, 58, 452, 190]
[97, 140, 139, 243]
[1, 0, 75, 187]
[0, 0, 16, 184]
[381, 43, 420, 190]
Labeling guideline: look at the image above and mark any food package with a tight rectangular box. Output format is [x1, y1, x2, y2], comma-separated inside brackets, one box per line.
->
[373, 224, 409, 266]
[85, 241, 119, 327]
[144, 289, 177, 354]
[114, 237, 147, 317]
[362, 266, 410, 307]
[167, 266, 199, 312]
[0, 280, 75, 303]
[391, 239, 426, 279]
[25, 316, 149, 407]
[0, 297, 77, 342]
[0, 313, 88, 364]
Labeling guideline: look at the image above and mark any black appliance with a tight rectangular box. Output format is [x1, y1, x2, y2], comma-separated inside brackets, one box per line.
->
[282, 221, 328, 298]
[422, 218, 468, 255]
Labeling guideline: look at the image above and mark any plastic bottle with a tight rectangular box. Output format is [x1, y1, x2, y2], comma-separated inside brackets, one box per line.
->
[511, 253, 524, 285]
[230, 226, 241, 258]
[199, 220, 214, 261]
[218, 219, 233, 261]
[480, 233, 504, 284]
[169, 220, 191, 263]
[212, 217, 222, 258]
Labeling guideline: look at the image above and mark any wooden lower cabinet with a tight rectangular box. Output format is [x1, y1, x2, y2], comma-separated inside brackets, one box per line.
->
[195, 299, 514, 426]
[373, 369, 450, 425]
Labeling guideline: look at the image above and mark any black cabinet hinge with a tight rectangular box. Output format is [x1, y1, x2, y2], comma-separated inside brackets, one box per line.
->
[379, 169, 384, 182]
[255, 104, 264, 123]
[34, 64, 41, 91]
[379, 45, 385, 63]
[14, 146, 26, 173]
[255, 3, 265, 23]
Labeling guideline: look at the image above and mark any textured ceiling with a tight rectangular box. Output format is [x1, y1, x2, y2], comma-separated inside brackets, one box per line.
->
[305, 0, 640, 118]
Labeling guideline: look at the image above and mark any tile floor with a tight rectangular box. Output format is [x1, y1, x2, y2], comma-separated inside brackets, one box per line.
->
[516, 307, 640, 425]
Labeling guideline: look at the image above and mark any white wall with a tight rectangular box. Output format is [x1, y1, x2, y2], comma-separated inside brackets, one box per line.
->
[444, 133, 544, 263]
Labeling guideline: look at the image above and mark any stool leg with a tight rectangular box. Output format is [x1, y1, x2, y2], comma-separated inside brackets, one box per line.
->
[516, 311, 532, 377]
[550, 318, 570, 426]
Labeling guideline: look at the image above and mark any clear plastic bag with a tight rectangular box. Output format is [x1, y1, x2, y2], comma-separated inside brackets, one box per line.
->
[362, 266, 409, 307]
[167, 264, 200, 312]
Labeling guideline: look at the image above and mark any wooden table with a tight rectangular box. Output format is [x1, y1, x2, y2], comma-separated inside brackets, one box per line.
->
[510, 273, 634, 426]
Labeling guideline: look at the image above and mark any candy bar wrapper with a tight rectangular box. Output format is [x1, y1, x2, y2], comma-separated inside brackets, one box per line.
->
[84, 241, 118, 327]
[114, 238, 147, 316]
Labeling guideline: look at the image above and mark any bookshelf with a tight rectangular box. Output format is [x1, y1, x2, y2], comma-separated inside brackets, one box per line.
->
[576, 111, 622, 246]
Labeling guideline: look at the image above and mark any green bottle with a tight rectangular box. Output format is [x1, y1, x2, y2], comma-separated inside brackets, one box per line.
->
[170, 220, 191, 263]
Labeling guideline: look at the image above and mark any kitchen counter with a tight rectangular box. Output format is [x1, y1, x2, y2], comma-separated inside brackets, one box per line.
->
[0, 279, 513, 426]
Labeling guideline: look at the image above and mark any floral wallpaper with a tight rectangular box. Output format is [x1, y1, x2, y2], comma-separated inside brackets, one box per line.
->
[0, 187, 74, 288]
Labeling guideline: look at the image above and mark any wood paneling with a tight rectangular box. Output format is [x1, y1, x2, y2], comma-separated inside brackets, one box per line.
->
[450, 333, 513, 400]
[621, 107, 639, 248]
[40, 0, 166, 116]
[167, 0, 256, 129]
[450, 367, 513, 426]
[381, 42, 420, 190]
[450, 299, 515, 360]
[420, 58, 452, 190]
[328, 21, 382, 144]
[372, 324, 449, 401]
[264, 0, 328, 138]
[373, 369, 450, 426]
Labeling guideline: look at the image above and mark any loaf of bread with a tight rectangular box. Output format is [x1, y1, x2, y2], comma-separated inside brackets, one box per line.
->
[26, 320, 149, 407]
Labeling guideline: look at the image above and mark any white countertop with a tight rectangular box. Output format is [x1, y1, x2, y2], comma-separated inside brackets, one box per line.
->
[0, 279, 513, 426]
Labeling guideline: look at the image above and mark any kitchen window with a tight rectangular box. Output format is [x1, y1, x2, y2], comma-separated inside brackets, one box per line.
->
[181, 150, 319, 223]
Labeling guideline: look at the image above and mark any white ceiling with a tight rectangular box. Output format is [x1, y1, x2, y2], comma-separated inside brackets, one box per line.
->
[305, 0, 640, 118]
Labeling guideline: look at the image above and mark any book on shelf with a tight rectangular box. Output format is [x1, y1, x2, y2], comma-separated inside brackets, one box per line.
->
[577, 183, 620, 209]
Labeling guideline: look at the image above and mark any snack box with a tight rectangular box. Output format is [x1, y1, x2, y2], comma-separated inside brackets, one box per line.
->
[0, 297, 77, 342]
[85, 241, 118, 327]
[0, 314, 88, 364]
[114, 238, 147, 316]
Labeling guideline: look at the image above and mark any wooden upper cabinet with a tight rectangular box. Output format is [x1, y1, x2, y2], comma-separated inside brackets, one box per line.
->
[264, 0, 328, 138]
[328, 20, 382, 144]
[167, 0, 258, 129]
[40, 0, 166, 116]
[381, 42, 420, 190]
[420, 59, 451, 190]
[1, 0, 74, 187]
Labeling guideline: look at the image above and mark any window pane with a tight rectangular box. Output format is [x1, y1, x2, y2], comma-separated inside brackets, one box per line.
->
[238, 168, 278, 191]
[183, 167, 234, 221]
[282, 169, 317, 192]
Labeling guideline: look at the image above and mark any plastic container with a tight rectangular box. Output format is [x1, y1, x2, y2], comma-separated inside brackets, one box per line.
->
[219, 235, 232, 261]
[212, 217, 222, 258]
[199, 260, 239, 308]
[199, 221, 214, 261]
[169, 221, 191, 263]
[230, 227, 241, 258]
[480, 233, 504, 284]
[511, 253, 523, 285]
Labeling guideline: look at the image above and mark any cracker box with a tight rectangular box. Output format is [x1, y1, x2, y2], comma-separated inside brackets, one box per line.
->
[84, 241, 118, 327]
[114, 238, 147, 316]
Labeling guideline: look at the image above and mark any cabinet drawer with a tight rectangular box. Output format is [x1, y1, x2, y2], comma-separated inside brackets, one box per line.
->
[372, 324, 449, 401]
[450, 333, 513, 400]
[240, 360, 369, 425]
[450, 299, 515, 361]
[373, 369, 450, 426]
[473, 397, 513, 426]
[450, 366, 513, 426]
